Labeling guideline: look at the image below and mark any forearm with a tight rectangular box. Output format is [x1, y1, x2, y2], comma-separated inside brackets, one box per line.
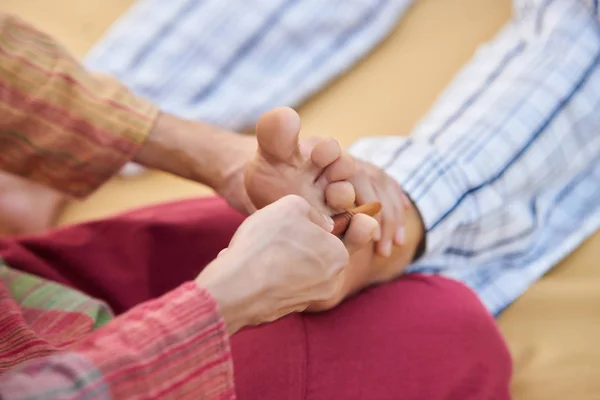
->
[134, 112, 255, 191]
[0, 13, 157, 197]
[0, 282, 235, 400]
[0, 13, 254, 198]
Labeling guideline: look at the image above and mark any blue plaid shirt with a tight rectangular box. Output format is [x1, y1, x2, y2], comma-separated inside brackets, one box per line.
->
[86, 0, 600, 316]
[350, 0, 600, 315]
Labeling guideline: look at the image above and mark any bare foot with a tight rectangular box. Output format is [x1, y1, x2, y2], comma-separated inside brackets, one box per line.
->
[245, 107, 356, 214]
[245, 107, 384, 310]
[0, 172, 67, 237]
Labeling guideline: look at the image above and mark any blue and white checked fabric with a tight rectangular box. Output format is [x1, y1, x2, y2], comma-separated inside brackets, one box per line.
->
[85, 0, 413, 131]
[350, 0, 600, 315]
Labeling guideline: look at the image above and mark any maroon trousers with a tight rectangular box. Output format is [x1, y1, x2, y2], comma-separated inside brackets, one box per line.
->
[0, 197, 512, 399]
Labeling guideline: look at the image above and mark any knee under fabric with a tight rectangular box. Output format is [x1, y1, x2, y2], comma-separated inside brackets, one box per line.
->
[231, 274, 512, 400]
[0, 197, 512, 399]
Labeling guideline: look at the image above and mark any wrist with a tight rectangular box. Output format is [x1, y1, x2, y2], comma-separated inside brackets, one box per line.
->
[196, 279, 247, 335]
[195, 255, 257, 335]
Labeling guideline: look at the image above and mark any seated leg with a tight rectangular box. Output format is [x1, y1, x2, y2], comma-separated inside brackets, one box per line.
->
[231, 274, 512, 400]
[0, 197, 512, 399]
[0, 196, 245, 313]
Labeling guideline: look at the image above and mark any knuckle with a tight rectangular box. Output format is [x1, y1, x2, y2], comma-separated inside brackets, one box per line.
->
[334, 237, 350, 255]
[326, 281, 340, 299]
[355, 165, 368, 180]
[396, 207, 406, 223]
[382, 208, 394, 225]
[332, 248, 350, 269]
[321, 249, 347, 274]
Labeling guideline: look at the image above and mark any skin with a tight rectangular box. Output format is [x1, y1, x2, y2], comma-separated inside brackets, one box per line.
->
[0, 172, 65, 236]
[0, 106, 424, 327]
[197, 195, 377, 335]
[143, 107, 424, 317]
[0, 107, 380, 333]
[245, 107, 356, 214]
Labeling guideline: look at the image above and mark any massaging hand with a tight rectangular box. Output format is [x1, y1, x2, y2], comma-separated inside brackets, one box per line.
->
[350, 158, 410, 257]
[196, 195, 377, 334]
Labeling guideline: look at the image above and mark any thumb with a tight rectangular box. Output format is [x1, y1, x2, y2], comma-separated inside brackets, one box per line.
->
[306, 204, 335, 233]
[343, 214, 379, 254]
[276, 195, 334, 232]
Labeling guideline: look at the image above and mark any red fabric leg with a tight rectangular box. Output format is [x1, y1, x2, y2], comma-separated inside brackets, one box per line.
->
[231, 274, 512, 400]
[0, 197, 245, 314]
[0, 196, 512, 398]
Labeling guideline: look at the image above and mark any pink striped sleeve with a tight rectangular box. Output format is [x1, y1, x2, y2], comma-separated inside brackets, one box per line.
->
[0, 13, 158, 197]
[0, 282, 236, 400]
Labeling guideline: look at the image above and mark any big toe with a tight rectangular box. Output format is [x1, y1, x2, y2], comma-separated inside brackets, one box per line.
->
[255, 106, 302, 165]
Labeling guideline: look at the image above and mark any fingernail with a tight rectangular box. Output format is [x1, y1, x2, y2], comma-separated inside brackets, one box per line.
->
[395, 226, 406, 245]
[381, 241, 392, 257]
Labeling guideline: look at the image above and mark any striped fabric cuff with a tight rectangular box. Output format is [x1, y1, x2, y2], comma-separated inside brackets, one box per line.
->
[73, 282, 235, 399]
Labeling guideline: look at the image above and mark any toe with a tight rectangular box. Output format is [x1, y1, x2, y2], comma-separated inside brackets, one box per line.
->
[255, 107, 302, 165]
[299, 136, 321, 159]
[322, 153, 355, 183]
[310, 137, 342, 169]
[325, 181, 355, 211]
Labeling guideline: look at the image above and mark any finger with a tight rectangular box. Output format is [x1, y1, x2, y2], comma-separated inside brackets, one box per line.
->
[325, 181, 355, 211]
[304, 201, 335, 232]
[273, 195, 348, 271]
[218, 248, 228, 257]
[393, 180, 411, 209]
[321, 153, 356, 184]
[343, 213, 378, 255]
[351, 172, 381, 240]
[272, 194, 335, 232]
[352, 170, 377, 205]
[391, 186, 407, 246]
[375, 182, 396, 257]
